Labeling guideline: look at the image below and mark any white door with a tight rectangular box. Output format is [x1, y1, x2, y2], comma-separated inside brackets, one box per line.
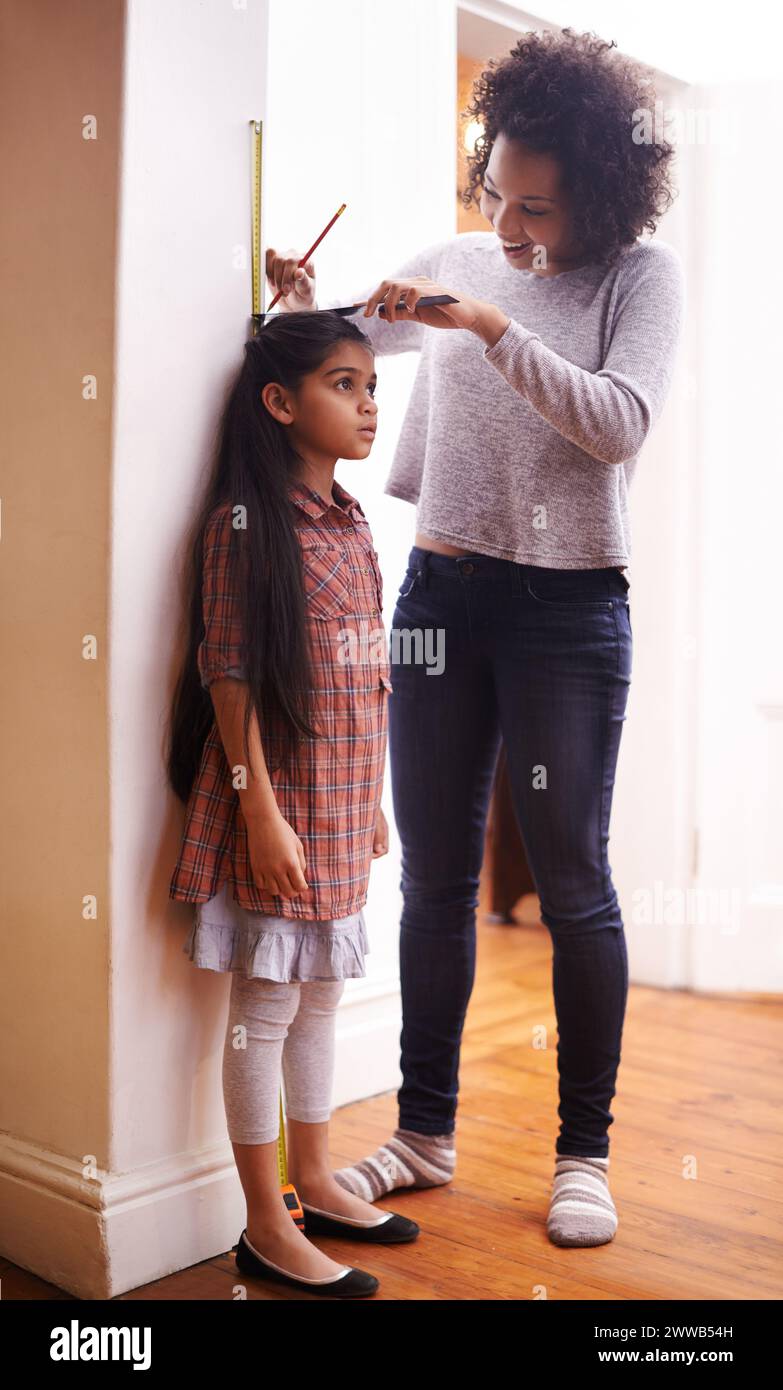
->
[689, 77, 783, 990]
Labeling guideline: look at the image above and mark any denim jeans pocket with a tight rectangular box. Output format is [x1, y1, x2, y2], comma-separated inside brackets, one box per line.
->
[524, 566, 630, 610]
[524, 573, 614, 609]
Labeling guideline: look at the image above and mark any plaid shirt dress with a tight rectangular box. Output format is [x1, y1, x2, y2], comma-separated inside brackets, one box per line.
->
[169, 477, 392, 924]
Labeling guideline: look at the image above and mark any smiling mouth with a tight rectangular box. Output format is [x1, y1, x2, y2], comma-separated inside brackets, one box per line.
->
[500, 239, 533, 251]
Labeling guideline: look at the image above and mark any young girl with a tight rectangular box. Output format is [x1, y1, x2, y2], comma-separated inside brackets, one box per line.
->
[166, 311, 418, 1298]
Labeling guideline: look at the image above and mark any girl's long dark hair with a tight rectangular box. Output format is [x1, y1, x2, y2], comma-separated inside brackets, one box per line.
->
[166, 310, 373, 805]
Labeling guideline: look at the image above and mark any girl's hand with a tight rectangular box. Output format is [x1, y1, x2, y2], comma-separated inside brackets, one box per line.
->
[246, 808, 309, 897]
[371, 805, 389, 859]
[265, 246, 317, 312]
[363, 276, 484, 332]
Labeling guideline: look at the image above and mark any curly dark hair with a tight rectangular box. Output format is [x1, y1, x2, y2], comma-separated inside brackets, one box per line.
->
[461, 27, 677, 266]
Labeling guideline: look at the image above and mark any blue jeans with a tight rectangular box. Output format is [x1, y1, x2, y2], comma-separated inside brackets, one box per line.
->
[387, 546, 633, 1158]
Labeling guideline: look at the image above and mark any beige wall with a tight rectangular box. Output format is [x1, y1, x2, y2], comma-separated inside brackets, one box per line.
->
[0, 0, 124, 1162]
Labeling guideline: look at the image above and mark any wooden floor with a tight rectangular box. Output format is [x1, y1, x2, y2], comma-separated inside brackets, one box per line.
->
[4, 885, 782, 1301]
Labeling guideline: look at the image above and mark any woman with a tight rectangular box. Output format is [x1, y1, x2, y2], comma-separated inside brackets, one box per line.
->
[266, 27, 685, 1248]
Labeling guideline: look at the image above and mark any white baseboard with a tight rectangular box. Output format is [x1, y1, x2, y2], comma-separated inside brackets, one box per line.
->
[332, 974, 403, 1110]
[0, 981, 403, 1298]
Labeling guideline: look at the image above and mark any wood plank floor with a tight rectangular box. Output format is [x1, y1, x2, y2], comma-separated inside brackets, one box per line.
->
[3, 885, 782, 1301]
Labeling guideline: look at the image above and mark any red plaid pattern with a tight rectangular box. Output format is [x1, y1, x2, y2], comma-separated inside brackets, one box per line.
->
[169, 478, 392, 920]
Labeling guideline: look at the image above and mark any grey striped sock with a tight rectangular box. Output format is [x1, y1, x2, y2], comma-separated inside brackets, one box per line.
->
[333, 1127, 456, 1201]
[546, 1154, 617, 1247]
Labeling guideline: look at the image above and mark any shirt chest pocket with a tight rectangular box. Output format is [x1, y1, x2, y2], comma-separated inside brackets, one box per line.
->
[365, 546, 384, 614]
[300, 543, 354, 620]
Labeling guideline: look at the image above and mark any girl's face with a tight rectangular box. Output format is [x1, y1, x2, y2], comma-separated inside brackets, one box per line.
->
[478, 131, 588, 275]
[262, 342, 378, 466]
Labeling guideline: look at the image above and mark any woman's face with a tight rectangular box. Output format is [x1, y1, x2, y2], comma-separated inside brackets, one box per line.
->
[478, 132, 587, 275]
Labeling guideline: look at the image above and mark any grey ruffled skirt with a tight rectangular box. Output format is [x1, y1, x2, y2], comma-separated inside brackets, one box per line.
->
[181, 879, 369, 983]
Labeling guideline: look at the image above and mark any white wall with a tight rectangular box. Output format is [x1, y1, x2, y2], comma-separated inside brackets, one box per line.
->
[687, 77, 783, 990]
[111, 0, 274, 1293]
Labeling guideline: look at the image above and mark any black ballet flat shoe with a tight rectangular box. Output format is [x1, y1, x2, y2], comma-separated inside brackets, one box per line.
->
[301, 1201, 420, 1243]
[233, 1229, 379, 1298]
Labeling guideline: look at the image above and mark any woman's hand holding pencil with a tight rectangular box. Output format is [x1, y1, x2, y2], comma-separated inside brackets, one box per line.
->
[265, 246, 318, 312]
[266, 203, 347, 310]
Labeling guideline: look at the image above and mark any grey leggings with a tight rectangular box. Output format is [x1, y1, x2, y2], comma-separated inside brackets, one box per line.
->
[222, 974, 346, 1144]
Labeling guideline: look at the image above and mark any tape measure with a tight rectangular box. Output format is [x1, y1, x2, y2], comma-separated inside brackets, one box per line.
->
[249, 119, 265, 338]
[278, 1085, 305, 1230]
[248, 119, 304, 1228]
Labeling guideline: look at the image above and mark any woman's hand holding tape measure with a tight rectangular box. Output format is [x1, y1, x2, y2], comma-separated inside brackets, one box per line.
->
[266, 247, 318, 311]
